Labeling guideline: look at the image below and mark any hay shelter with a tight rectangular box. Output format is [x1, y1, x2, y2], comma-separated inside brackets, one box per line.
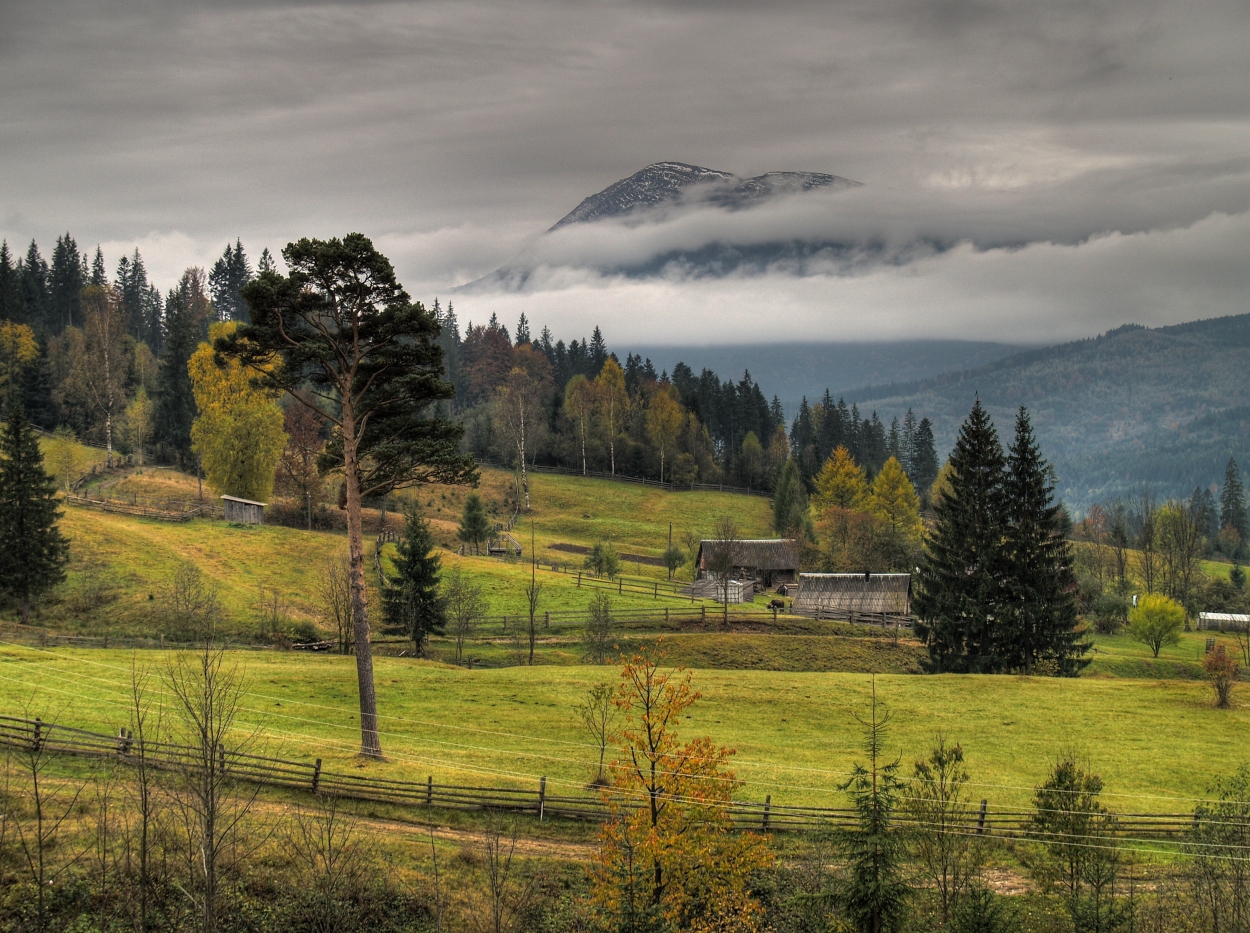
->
[221, 495, 265, 525]
[695, 538, 799, 593]
[792, 572, 911, 615]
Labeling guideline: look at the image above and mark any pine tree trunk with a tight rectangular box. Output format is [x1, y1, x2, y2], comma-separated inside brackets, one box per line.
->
[342, 414, 382, 758]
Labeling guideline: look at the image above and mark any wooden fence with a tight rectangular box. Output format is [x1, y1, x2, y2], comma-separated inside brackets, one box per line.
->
[65, 494, 224, 522]
[477, 460, 771, 499]
[0, 714, 1206, 842]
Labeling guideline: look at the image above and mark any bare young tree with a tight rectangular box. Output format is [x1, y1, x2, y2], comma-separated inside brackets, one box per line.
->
[13, 703, 87, 933]
[164, 629, 264, 933]
[525, 522, 543, 665]
[443, 566, 485, 665]
[275, 396, 327, 531]
[574, 682, 620, 786]
[318, 556, 353, 654]
[1134, 491, 1159, 594]
[1107, 498, 1131, 597]
[1158, 500, 1204, 615]
[87, 752, 127, 933]
[475, 812, 535, 933]
[123, 656, 165, 933]
[708, 515, 745, 612]
[288, 794, 369, 933]
[904, 735, 985, 924]
[161, 562, 222, 642]
[582, 591, 615, 664]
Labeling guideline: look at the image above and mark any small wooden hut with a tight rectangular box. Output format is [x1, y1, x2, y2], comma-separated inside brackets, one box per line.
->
[695, 538, 799, 592]
[221, 495, 266, 525]
[793, 572, 911, 616]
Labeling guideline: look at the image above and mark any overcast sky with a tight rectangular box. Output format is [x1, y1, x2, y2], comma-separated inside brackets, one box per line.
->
[2, 0, 1247, 345]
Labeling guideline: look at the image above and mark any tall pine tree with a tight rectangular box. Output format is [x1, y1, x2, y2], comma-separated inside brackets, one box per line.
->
[0, 405, 70, 623]
[209, 240, 254, 322]
[0, 242, 20, 324]
[152, 290, 199, 467]
[382, 503, 447, 656]
[48, 233, 85, 332]
[20, 241, 50, 336]
[1221, 458, 1247, 541]
[913, 399, 1006, 672]
[999, 407, 1087, 675]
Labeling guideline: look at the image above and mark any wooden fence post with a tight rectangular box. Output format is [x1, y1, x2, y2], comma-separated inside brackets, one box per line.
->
[538, 776, 547, 822]
[311, 758, 322, 793]
[618, 579, 623, 595]
[218, 748, 227, 775]
[763, 795, 771, 832]
[701, 606, 706, 625]
[545, 610, 550, 629]
[577, 572, 581, 588]
[665, 607, 670, 625]
[977, 799, 988, 834]
[427, 775, 434, 808]
[653, 583, 657, 599]
[33, 717, 42, 752]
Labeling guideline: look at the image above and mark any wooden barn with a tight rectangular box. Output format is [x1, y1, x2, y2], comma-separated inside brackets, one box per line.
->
[695, 538, 799, 593]
[792, 572, 911, 616]
[221, 495, 266, 525]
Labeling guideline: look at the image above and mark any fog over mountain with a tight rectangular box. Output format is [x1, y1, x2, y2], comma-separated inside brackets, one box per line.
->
[1, 1, 1247, 345]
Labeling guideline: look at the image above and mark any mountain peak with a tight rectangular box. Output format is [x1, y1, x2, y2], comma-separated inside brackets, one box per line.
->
[549, 161, 859, 231]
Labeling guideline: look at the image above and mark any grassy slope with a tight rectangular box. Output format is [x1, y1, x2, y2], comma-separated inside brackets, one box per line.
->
[33, 466, 772, 638]
[0, 646, 1244, 814]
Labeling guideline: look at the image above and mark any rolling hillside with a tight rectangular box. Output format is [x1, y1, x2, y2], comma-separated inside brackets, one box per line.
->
[844, 314, 1250, 509]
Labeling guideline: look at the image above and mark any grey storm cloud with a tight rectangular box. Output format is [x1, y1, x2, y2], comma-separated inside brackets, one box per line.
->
[1, 0, 1247, 343]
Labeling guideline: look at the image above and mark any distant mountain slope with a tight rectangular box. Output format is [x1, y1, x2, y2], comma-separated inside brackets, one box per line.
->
[630, 340, 1025, 416]
[549, 161, 858, 230]
[843, 315, 1250, 509]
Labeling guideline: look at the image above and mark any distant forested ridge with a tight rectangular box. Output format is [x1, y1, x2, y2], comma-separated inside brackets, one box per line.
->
[843, 315, 1250, 510]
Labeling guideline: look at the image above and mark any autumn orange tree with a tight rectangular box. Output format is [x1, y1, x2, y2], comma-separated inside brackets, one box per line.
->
[591, 648, 772, 933]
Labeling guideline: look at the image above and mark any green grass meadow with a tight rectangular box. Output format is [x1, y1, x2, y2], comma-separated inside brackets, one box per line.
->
[0, 644, 1245, 816]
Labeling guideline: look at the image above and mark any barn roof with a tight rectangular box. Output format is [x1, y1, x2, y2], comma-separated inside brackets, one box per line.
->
[793, 573, 911, 613]
[220, 495, 267, 507]
[697, 538, 799, 570]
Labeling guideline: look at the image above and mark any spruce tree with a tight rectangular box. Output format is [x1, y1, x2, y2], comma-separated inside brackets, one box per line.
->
[0, 405, 70, 623]
[48, 233, 85, 331]
[209, 240, 254, 323]
[382, 503, 446, 656]
[838, 683, 909, 933]
[1221, 458, 1248, 541]
[90, 246, 107, 286]
[999, 408, 1088, 675]
[0, 242, 19, 324]
[911, 417, 939, 501]
[913, 399, 1006, 672]
[21, 240, 50, 336]
[772, 457, 809, 536]
[457, 492, 491, 555]
[152, 290, 199, 466]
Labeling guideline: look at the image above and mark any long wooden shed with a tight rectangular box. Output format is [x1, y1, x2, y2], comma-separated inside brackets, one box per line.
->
[792, 573, 911, 615]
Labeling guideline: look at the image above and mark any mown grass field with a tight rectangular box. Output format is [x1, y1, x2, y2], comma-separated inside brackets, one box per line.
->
[0, 645, 1244, 815]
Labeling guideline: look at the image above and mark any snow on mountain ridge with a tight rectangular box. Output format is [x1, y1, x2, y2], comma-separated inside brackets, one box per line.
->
[549, 161, 859, 231]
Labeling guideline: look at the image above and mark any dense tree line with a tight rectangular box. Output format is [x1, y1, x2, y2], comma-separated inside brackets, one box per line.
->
[438, 309, 789, 492]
